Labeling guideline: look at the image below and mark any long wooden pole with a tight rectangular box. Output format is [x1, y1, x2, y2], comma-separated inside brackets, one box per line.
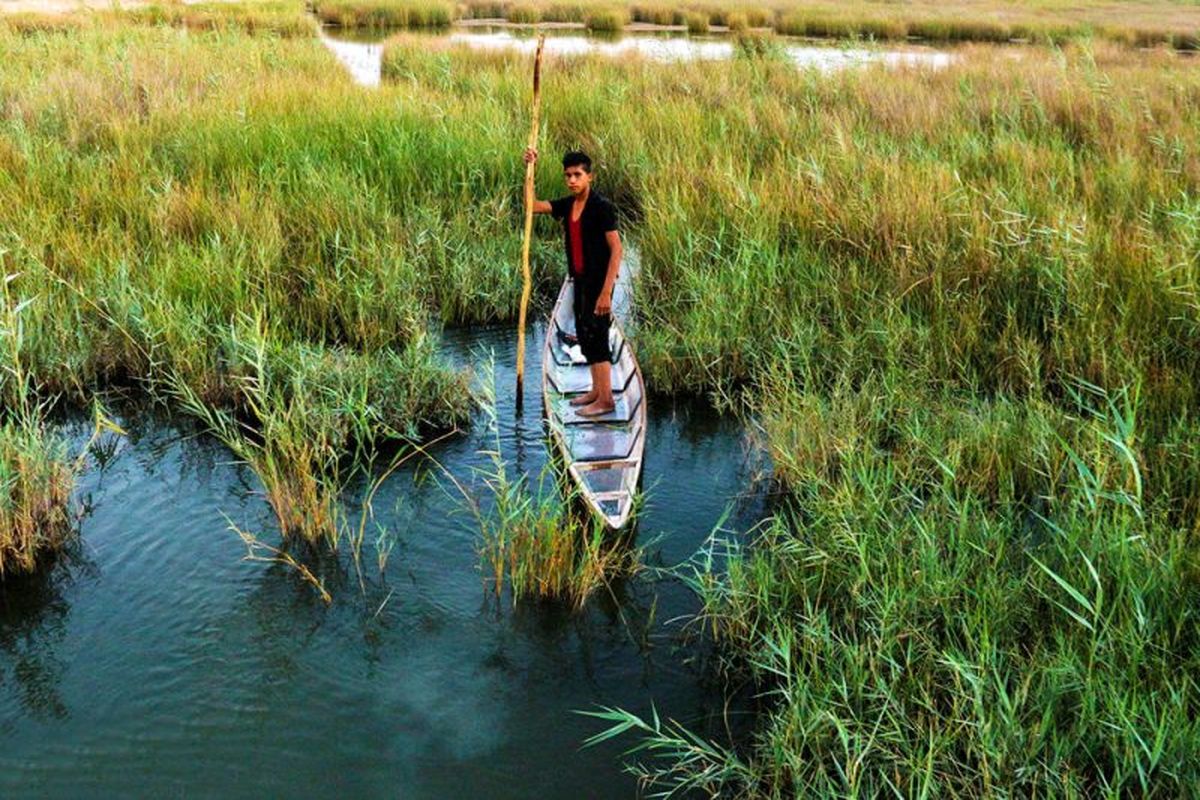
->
[515, 35, 545, 410]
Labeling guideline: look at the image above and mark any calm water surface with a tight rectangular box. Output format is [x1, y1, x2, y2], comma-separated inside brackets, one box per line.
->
[321, 24, 954, 87]
[0, 323, 768, 798]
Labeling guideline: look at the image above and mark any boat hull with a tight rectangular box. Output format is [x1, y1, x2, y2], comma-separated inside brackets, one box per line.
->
[541, 280, 646, 529]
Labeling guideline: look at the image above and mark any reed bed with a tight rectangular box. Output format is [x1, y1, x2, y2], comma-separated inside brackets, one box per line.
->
[393, 34, 1200, 794]
[430, 0, 1200, 48]
[476, 461, 640, 607]
[126, 1, 319, 37]
[4, 13, 1200, 790]
[0, 21, 487, 541]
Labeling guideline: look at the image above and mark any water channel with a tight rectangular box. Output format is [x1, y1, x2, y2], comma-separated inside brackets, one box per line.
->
[0, 321, 769, 797]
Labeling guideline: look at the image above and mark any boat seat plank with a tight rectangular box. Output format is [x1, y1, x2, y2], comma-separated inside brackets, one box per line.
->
[554, 376, 643, 425]
[580, 467, 634, 496]
[562, 421, 641, 463]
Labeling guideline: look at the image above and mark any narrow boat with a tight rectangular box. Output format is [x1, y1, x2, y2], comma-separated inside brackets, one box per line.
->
[541, 276, 645, 529]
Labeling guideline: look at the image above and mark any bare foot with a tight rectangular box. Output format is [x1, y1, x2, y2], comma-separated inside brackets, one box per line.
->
[569, 392, 598, 407]
[576, 400, 616, 417]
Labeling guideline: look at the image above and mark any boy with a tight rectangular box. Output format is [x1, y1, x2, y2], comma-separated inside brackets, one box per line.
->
[523, 147, 623, 416]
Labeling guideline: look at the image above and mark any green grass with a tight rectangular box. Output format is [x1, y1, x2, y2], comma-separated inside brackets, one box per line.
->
[504, 2, 542, 24]
[0, 20, 487, 540]
[597, 383, 1200, 797]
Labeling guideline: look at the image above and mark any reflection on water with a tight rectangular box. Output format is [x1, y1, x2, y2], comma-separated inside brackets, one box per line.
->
[320, 24, 954, 87]
[0, 320, 769, 798]
[320, 29, 385, 87]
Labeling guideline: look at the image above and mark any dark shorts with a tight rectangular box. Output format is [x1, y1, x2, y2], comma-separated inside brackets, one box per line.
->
[573, 280, 612, 365]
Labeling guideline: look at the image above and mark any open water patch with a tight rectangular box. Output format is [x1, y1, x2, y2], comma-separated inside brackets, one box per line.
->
[320, 24, 954, 87]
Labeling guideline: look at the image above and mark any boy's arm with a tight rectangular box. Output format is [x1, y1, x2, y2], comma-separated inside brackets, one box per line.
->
[523, 148, 552, 214]
[595, 230, 623, 316]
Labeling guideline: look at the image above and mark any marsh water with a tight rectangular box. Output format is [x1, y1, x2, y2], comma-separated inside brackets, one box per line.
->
[321, 23, 954, 87]
[0, 320, 769, 798]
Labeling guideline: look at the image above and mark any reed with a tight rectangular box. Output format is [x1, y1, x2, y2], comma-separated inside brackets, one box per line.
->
[629, 3, 676, 26]
[149, 0, 1200, 49]
[126, 1, 319, 37]
[504, 2, 541, 24]
[584, 6, 626, 31]
[0, 423, 73, 578]
[0, 270, 114, 578]
[171, 319, 469, 543]
[593, 383, 1200, 796]
[311, 0, 455, 28]
[471, 364, 640, 607]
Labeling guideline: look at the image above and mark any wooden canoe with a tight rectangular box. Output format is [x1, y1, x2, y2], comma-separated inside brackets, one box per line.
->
[541, 277, 645, 530]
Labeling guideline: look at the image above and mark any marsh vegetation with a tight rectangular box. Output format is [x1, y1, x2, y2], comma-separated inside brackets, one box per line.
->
[308, 0, 1200, 49]
[1, 3, 1198, 795]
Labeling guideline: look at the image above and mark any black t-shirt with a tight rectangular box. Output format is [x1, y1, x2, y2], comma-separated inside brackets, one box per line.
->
[550, 192, 618, 293]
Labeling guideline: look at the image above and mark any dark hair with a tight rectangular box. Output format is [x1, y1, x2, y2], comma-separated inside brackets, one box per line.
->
[562, 150, 592, 173]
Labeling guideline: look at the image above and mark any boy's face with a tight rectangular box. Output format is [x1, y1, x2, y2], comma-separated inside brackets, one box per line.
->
[563, 164, 592, 197]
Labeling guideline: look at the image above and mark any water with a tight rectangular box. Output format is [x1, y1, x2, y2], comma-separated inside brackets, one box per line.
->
[0, 322, 769, 798]
[320, 24, 954, 87]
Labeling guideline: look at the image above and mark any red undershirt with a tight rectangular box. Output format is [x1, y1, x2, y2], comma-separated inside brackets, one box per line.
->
[568, 214, 585, 277]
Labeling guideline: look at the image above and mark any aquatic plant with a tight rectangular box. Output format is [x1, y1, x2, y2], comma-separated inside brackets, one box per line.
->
[0, 272, 122, 577]
[468, 363, 641, 608]
[683, 10, 707, 34]
[629, 4, 676, 26]
[171, 318, 468, 543]
[0, 423, 72, 578]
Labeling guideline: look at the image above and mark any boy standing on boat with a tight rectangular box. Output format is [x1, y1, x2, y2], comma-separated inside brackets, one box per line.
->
[523, 147, 623, 417]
